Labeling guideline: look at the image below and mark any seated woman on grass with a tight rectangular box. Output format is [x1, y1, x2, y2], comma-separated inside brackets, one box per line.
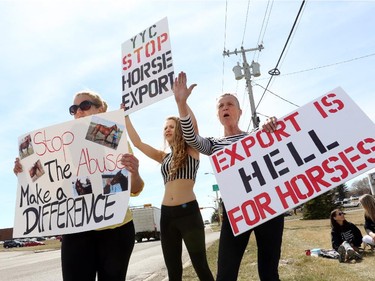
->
[330, 209, 362, 262]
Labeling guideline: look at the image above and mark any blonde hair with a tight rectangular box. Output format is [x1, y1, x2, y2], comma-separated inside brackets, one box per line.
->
[164, 116, 188, 178]
[360, 194, 375, 223]
[74, 90, 108, 112]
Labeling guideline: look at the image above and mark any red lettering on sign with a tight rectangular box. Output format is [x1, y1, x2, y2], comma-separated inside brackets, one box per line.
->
[227, 192, 275, 235]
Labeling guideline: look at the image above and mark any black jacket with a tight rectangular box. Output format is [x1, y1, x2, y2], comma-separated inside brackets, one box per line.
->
[364, 215, 375, 234]
[331, 221, 363, 250]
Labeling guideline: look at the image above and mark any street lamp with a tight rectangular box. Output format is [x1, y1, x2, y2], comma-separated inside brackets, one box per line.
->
[204, 172, 222, 226]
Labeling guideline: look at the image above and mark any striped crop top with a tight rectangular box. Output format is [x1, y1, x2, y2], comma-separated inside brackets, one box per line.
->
[180, 114, 251, 156]
[161, 151, 200, 184]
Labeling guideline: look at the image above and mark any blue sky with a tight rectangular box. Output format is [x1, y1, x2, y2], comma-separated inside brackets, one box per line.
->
[1, 0, 374, 228]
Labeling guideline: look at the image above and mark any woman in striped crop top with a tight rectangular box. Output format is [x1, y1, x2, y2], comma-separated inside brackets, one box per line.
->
[174, 71, 284, 281]
[124, 72, 214, 281]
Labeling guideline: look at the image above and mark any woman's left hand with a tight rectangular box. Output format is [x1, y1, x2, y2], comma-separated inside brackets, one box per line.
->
[262, 116, 278, 133]
[121, 153, 139, 175]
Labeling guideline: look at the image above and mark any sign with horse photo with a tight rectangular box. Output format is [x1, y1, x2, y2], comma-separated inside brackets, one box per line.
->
[210, 87, 375, 236]
[14, 109, 130, 238]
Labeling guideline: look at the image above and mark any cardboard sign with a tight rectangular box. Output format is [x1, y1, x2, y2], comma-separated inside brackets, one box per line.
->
[210, 88, 375, 236]
[121, 17, 174, 115]
[14, 110, 130, 238]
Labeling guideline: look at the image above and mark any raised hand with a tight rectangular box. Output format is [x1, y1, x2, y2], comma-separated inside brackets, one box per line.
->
[173, 71, 196, 104]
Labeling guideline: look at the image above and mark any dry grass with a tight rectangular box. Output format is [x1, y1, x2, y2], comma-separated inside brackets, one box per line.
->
[183, 208, 375, 281]
[3, 210, 373, 280]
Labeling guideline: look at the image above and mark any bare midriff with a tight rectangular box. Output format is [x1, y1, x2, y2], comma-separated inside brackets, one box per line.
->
[162, 178, 196, 206]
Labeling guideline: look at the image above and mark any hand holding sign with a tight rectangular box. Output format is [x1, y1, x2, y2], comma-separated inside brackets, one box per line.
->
[211, 88, 375, 236]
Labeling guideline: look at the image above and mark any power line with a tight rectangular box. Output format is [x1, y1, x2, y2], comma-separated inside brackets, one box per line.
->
[247, 51, 375, 124]
[254, 82, 300, 108]
[267, 0, 306, 77]
[277, 0, 307, 73]
[253, 0, 306, 113]
[241, 0, 251, 46]
[248, 51, 375, 118]
[254, 0, 274, 61]
[278, 52, 375, 77]
[221, 0, 229, 93]
[246, 0, 306, 131]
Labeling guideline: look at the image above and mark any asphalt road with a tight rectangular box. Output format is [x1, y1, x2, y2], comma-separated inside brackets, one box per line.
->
[0, 227, 220, 281]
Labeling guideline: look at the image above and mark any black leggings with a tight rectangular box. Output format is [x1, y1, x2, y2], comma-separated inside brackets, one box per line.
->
[61, 221, 135, 281]
[217, 205, 284, 281]
[160, 200, 214, 281]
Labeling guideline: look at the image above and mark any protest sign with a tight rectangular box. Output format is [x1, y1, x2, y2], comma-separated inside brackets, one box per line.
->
[14, 110, 130, 238]
[210, 87, 375, 236]
[121, 17, 174, 115]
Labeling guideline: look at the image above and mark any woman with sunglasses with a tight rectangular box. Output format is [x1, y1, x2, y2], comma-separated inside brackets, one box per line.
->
[123, 72, 214, 281]
[13, 90, 145, 281]
[330, 209, 363, 262]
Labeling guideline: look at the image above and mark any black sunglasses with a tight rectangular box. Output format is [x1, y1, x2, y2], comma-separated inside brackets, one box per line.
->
[69, 100, 99, 115]
[337, 212, 345, 216]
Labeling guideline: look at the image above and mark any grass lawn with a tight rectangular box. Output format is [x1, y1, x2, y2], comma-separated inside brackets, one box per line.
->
[2, 208, 372, 280]
[183, 208, 374, 280]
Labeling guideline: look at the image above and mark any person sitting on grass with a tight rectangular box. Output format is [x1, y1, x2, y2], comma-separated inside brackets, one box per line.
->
[359, 194, 375, 250]
[330, 209, 363, 262]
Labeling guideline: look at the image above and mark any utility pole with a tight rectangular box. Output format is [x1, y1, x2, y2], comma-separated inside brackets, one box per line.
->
[223, 44, 264, 129]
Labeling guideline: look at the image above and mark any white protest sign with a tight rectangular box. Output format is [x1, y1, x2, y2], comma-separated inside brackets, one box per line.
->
[14, 110, 130, 238]
[121, 17, 174, 114]
[210, 88, 375, 236]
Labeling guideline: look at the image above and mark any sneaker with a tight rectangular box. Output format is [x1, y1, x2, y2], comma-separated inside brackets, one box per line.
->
[346, 248, 356, 260]
[338, 245, 346, 263]
[353, 250, 362, 260]
[346, 248, 362, 261]
[364, 243, 375, 251]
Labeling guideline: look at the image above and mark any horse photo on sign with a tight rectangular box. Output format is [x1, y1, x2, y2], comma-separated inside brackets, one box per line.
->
[102, 169, 129, 195]
[85, 115, 124, 149]
[28, 160, 44, 182]
[19, 134, 34, 159]
[72, 176, 93, 197]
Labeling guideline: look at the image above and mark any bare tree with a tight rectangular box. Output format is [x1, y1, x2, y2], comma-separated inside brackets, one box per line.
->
[350, 177, 371, 196]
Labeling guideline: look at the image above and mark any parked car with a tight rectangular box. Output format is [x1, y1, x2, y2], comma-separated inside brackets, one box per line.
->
[334, 200, 343, 206]
[3, 240, 24, 248]
[24, 241, 45, 247]
[343, 200, 360, 208]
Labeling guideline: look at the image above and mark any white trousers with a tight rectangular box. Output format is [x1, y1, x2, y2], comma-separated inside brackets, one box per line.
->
[363, 235, 375, 245]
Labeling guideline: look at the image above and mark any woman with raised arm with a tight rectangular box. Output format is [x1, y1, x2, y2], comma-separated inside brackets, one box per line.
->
[174, 71, 283, 281]
[124, 71, 214, 281]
